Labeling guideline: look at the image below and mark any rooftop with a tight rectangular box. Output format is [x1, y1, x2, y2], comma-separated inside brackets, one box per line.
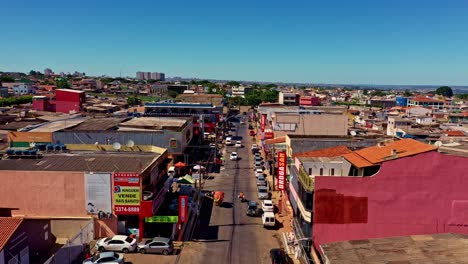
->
[343, 138, 437, 168]
[118, 117, 190, 131]
[294, 145, 352, 158]
[0, 152, 160, 172]
[56, 88, 84, 94]
[65, 117, 129, 131]
[321, 233, 468, 264]
[0, 217, 23, 251]
[410, 96, 444, 103]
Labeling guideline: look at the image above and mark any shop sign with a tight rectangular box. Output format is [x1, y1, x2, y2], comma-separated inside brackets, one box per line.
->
[277, 152, 286, 191]
[145, 215, 178, 223]
[113, 172, 141, 215]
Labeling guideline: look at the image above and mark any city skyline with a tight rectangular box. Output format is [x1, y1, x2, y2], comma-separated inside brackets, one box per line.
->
[1, 0, 468, 85]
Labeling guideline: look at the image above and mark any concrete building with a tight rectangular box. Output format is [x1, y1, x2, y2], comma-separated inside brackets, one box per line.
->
[12, 84, 34, 95]
[313, 141, 468, 256]
[279, 92, 300, 106]
[0, 87, 9, 97]
[0, 217, 55, 264]
[299, 96, 320, 106]
[408, 96, 444, 109]
[387, 117, 413, 136]
[0, 145, 169, 241]
[136, 71, 165, 81]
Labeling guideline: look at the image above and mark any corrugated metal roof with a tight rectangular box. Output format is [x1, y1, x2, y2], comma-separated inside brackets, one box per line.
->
[0, 153, 158, 172]
[66, 117, 129, 131]
[0, 217, 23, 251]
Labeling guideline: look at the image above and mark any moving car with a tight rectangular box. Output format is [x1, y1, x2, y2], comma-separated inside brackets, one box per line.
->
[83, 252, 124, 264]
[235, 141, 242, 148]
[138, 237, 174, 255]
[270, 248, 287, 264]
[262, 200, 274, 212]
[257, 186, 269, 199]
[225, 137, 233, 145]
[95, 235, 137, 253]
[246, 201, 260, 217]
[262, 212, 276, 227]
[249, 130, 256, 136]
[230, 152, 238, 161]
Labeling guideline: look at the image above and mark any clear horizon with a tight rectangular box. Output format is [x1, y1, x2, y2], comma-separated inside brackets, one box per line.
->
[1, 0, 468, 85]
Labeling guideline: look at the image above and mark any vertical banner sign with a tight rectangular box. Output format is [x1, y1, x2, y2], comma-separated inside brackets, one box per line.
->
[84, 173, 112, 214]
[261, 114, 267, 132]
[113, 172, 141, 215]
[178, 195, 189, 230]
[277, 152, 286, 191]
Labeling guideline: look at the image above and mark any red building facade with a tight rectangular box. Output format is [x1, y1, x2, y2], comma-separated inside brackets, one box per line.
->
[32, 89, 85, 113]
[313, 151, 468, 250]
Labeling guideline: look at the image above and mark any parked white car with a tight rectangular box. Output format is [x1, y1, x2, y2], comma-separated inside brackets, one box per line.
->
[252, 144, 258, 150]
[235, 141, 242, 148]
[95, 235, 137, 253]
[230, 152, 238, 161]
[262, 200, 274, 212]
[83, 252, 124, 264]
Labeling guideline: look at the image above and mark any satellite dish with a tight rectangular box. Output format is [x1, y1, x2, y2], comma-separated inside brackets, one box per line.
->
[127, 140, 135, 147]
[29, 142, 36, 148]
[434, 141, 442, 147]
[112, 142, 121, 150]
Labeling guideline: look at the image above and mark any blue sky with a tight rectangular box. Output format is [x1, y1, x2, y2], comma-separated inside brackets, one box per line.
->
[1, 0, 468, 85]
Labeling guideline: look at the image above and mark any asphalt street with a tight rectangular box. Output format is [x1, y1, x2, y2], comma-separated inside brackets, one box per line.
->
[177, 118, 284, 264]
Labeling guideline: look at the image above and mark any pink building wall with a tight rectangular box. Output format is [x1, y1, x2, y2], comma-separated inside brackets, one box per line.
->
[0, 171, 88, 217]
[313, 151, 468, 249]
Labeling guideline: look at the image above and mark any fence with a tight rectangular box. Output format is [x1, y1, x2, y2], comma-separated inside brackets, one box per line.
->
[43, 220, 94, 264]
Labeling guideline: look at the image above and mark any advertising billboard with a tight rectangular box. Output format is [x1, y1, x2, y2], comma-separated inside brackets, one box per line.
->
[277, 152, 287, 191]
[113, 172, 141, 215]
[84, 173, 112, 214]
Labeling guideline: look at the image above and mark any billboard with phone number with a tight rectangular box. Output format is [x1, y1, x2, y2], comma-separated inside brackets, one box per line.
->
[113, 172, 141, 215]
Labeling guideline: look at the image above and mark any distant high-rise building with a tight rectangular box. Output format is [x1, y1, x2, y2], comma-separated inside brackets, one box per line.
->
[44, 68, 53, 76]
[136, 71, 166, 81]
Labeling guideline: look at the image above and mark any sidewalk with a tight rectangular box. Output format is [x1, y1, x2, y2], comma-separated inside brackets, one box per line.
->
[257, 143, 302, 264]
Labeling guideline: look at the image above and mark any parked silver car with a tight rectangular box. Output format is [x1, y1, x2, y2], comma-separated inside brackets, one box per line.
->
[258, 186, 269, 199]
[138, 237, 174, 255]
[83, 252, 124, 264]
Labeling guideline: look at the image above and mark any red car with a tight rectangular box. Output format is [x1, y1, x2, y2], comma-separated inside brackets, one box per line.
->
[249, 130, 256, 136]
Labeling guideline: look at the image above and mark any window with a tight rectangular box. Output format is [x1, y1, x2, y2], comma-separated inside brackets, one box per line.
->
[331, 168, 335, 176]
[308, 168, 312, 175]
[319, 168, 323, 175]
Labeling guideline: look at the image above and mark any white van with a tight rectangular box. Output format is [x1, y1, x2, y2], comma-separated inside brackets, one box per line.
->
[168, 166, 175, 177]
[262, 212, 276, 227]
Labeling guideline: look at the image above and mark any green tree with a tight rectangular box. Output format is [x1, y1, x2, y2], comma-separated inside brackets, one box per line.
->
[370, 90, 386, 97]
[126, 95, 141, 105]
[0, 76, 15, 83]
[363, 89, 369, 95]
[435, 86, 453, 97]
[227, 81, 240, 86]
[55, 78, 71, 88]
[404, 89, 413, 97]
[168, 91, 178, 98]
[455, 94, 468, 100]
[0, 95, 33, 106]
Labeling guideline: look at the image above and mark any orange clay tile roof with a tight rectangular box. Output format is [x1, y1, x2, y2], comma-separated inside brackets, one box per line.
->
[264, 136, 286, 145]
[343, 138, 437, 168]
[295, 146, 352, 158]
[410, 97, 443, 103]
[0, 217, 23, 251]
[444, 131, 465, 137]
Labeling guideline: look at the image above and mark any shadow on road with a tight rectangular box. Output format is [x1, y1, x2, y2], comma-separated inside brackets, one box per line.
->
[193, 197, 219, 240]
[220, 202, 234, 208]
